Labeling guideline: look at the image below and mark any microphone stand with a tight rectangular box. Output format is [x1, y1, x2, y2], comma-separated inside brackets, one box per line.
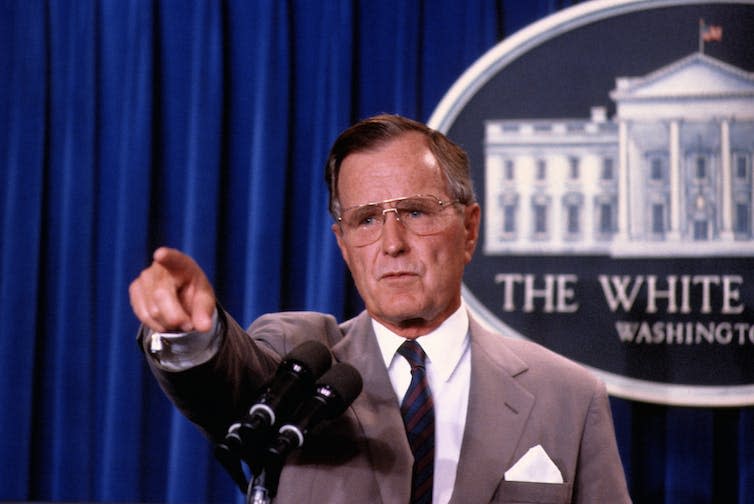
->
[214, 418, 275, 496]
[246, 470, 269, 504]
[214, 423, 285, 504]
[246, 455, 283, 504]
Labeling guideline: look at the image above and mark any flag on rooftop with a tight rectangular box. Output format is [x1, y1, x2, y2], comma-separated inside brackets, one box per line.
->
[698, 19, 723, 53]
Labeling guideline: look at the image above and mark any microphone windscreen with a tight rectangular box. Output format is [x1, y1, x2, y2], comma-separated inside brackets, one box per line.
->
[286, 340, 332, 378]
[317, 362, 363, 414]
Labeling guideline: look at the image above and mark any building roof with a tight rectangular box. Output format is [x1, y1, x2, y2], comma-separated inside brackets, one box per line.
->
[610, 52, 754, 101]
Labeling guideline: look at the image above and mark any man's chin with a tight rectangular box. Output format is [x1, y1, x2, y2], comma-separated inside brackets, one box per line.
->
[369, 303, 440, 334]
[374, 299, 423, 321]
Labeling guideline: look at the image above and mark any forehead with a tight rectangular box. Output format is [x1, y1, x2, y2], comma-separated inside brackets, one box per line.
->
[337, 132, 446, 206]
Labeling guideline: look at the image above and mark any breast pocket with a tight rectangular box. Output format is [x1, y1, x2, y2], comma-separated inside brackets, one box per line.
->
[491, 480, 573, 503]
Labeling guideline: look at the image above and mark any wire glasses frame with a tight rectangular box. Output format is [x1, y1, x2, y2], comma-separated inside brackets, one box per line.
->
[336, 194, 462, 246]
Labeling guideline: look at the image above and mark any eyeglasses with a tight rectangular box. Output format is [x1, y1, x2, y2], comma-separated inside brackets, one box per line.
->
[337, 194, 461, 246]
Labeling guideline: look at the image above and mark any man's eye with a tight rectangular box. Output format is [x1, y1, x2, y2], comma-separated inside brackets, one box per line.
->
[352, 208, 381, 227]
[400, 202, 433, 219]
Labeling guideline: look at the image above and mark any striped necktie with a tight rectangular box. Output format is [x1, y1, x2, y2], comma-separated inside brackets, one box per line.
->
[397, 340, 435, 504]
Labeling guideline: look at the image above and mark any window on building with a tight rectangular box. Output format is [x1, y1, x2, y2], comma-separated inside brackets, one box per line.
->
[566, 204, 580, 234]
[569, 157, 580, 180]
[499, 193, 519, 239]
[599, 202, 614, 235]
[534, 203, 548, 234]
[536, 160, 547, 181]
[695, 156, 707, 180]
[504, 160, 515, 181]
[562, 193, 583, 238]
[601, 158, 614, 181]
[693, 220, 708, 240]
[735, 203, 750, 235]
[652, 203, 665, 234]
[650, 158, 664, 181]
[503, 204, 516, 234]
[735, 155, 749, 180]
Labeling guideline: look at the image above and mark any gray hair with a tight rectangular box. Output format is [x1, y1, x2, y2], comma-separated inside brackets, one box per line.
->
[324, 114, 477, 219]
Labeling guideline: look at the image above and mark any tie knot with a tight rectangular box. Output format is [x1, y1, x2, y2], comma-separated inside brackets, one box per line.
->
[397, 340, 427, 370]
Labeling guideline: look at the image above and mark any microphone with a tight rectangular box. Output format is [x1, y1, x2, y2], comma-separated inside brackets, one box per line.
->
[221, 340, 332, 459]
[267, 362, 363, 461]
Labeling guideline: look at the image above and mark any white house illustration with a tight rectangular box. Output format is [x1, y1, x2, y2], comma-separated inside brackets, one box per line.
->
[484, 53, 754, 256]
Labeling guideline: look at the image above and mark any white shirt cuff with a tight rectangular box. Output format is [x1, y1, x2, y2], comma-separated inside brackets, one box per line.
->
[146, 309, 221, 372]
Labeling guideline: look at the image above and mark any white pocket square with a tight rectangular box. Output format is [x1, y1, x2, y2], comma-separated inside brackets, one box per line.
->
[504, 444, 564, 483]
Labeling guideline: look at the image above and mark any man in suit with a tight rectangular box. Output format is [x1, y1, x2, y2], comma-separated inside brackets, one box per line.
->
[129, 114, 631, 503]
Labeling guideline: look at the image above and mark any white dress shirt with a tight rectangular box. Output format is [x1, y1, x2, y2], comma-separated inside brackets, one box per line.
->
[372, 304, 471, 504]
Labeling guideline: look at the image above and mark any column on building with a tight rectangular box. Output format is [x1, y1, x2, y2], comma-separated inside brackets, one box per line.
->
[719, 118, 734, 240]
[668, 120, 682, 241]
[617, 119, 630, 242]
[520, 156, 533, 244]
[583, 154, 596, 247]
[484, 152, 503, 252]
[550, 154, 565, 246]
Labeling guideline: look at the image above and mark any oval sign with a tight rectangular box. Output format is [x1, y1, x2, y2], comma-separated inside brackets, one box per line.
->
[429, 0, 754, 406]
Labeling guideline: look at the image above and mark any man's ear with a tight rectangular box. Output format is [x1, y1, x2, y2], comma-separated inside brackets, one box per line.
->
[463, 203, 481, 263]
[332, 222, 351, 265]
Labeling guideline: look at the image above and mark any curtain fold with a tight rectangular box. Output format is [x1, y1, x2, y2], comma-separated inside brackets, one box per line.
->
[95, 0, 155, 500]
[0, 1, 47, 498]
[2, 1, 753, 502]
[287, 0, 353, 316]
[37, 0, 98, 498]
[223, 0, 291, 324]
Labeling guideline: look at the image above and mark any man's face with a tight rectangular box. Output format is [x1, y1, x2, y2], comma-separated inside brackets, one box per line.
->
[332, 132, 480, 338]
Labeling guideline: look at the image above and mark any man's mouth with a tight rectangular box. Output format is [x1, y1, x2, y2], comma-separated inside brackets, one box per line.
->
[381, 270, 414, 278]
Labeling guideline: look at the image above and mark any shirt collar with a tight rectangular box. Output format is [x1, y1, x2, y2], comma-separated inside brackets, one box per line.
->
[373, 303, 470, 383]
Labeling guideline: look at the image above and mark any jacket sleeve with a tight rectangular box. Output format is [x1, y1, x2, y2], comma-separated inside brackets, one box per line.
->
[138, 307, 281, 442]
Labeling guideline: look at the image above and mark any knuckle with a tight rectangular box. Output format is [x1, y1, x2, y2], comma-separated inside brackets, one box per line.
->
[151, 285, 175, 303]
[147, 303, 163, 318]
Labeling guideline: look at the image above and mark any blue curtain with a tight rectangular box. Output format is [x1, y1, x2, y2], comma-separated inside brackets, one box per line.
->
[2, 0, 752, 502]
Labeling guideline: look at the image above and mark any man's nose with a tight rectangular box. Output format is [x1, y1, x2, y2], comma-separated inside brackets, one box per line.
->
[380, 208, 408, 254]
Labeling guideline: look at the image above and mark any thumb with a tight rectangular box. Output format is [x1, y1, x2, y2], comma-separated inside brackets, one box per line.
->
[190, 288, 217, 333]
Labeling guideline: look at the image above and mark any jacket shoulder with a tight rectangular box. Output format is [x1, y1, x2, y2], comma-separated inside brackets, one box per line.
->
[470, 315, 604, 396]
[247, 311, 357, 354]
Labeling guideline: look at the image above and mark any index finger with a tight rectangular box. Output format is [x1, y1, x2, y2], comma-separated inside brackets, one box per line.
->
[153, 247, 199, 277]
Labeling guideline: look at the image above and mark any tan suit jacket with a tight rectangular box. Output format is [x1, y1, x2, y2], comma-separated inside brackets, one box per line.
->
[144, 309, 631, 503]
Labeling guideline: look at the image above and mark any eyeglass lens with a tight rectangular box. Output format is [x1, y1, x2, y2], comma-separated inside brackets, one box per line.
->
[342, 196, 455, 245]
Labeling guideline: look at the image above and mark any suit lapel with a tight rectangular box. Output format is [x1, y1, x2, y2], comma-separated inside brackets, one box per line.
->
[329, 312, 413, 504]
[450, 316, 535, 503]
